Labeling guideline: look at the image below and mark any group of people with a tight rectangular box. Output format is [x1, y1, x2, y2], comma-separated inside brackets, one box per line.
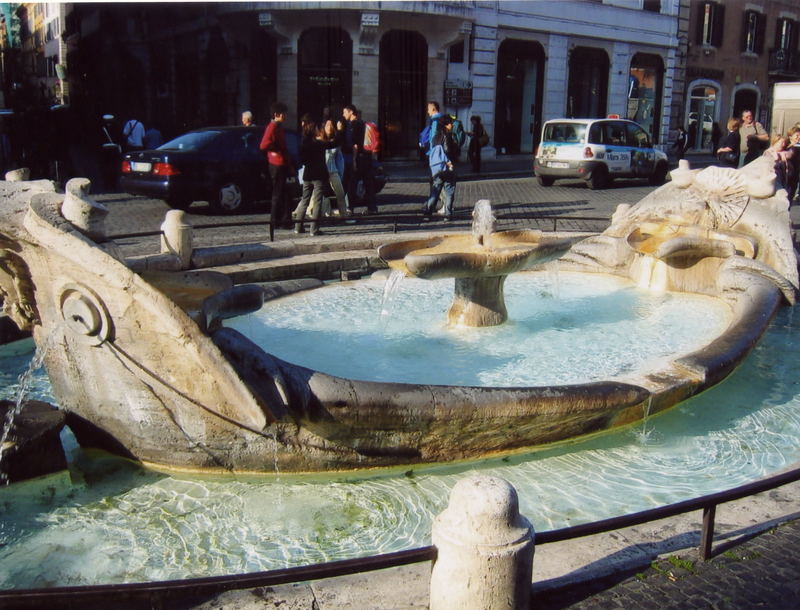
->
[258, 102, 377, 236]
[420, 100, 489, 220]
[716, 109, 800, 202]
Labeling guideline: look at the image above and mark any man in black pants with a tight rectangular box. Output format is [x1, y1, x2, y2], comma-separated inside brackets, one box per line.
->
[342, 105, 376, 213]
[259, 102, 293, 229]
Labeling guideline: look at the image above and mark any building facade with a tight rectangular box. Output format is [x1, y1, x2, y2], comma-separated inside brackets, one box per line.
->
[9, 0, 677, 160]
[683, 0, 800, 151]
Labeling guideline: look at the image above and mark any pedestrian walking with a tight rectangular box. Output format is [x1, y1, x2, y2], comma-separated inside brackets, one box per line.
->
[259, 102, 293, 230]
[342, 105, 377, 213]
[671, 126, 689, 162]
[739, 109, 768, 167]
[122, 117, 145, 152]
[716, 117, 741, 169]
[422, 115, 458, 221]
[419, 101, 443, 154]
[293, 114, 338, 236]
[467, 115, 487, 173]
[322, 118, 350, 216]
[763, 134, 794, 193]
[143, 124, 163, 150]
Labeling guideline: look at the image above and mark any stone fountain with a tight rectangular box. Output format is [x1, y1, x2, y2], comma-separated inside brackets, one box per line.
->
[0, 156, 796, 476]
[378, 200, 575, 326]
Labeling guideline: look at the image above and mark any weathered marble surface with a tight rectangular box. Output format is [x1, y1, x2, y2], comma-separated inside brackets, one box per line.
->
[0, 157, 795, 473]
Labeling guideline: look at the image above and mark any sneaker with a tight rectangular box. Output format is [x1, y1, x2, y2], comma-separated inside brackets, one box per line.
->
[436, 208, 446, 216]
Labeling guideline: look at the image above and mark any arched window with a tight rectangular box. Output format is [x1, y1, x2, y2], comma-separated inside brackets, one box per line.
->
[629, 53, 664, 143]
[686, 83, 719, 151]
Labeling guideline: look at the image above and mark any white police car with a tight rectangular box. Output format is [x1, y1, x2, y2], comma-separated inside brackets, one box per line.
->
[534, 118, 669, 189]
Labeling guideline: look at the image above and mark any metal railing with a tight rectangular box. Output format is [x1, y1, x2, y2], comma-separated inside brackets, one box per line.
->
[2, 464, 798, 606]
[107, 212, 612, 244]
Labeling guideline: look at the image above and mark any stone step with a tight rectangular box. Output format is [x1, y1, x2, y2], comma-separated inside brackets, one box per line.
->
[202, 248, 383, 284]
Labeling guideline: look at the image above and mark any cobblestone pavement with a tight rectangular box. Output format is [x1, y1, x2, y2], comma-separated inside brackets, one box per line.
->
[100, 156, 666, 258]
[534, 518, 800, 609]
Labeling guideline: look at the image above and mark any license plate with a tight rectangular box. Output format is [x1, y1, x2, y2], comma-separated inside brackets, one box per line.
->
[548, 162, 569, 169]
[131, 161, 152, 172]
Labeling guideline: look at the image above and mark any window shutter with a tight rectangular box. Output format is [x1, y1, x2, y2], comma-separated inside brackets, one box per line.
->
[755, 13, 766, 54]
[740, 11, 749, 53]
[711, 3, 725, 48]
[695, 2, 707, 45]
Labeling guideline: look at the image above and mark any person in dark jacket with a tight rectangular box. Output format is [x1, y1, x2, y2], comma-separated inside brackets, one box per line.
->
[293, 114, 337, 236]
[716, 118, 741, 169]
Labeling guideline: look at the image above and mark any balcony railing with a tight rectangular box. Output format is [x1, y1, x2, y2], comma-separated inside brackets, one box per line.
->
[768, 48, 800, 76]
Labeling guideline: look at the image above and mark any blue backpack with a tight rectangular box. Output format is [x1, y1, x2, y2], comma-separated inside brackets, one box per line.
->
[419, 122, 432, 151]
[450, 115, 466, 148]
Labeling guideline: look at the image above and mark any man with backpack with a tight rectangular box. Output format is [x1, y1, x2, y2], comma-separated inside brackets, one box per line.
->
[341, 105, 377, 214]
[419, 101, 443, 154]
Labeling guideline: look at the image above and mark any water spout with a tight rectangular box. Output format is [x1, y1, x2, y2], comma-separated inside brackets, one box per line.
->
[380, 269, 406, 319]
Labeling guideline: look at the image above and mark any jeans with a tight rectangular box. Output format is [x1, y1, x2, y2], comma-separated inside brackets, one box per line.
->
[423, 170, 456, 216]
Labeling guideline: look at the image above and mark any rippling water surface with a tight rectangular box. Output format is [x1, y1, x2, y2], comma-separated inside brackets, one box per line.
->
[226, 272, 731, 386]
[0, 279, 798, 588]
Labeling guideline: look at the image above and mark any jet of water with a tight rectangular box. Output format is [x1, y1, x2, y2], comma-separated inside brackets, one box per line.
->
[0, 334, 55, 484]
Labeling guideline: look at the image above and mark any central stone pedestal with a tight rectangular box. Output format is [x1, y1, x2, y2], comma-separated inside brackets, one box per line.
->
[449, 276, 508, 327]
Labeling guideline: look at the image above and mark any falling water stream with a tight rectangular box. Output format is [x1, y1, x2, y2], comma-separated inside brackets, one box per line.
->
[1, 276, 799, 588]
[0, 333, 56, 484]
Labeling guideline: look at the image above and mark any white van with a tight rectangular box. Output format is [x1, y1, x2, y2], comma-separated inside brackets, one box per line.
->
[534, 118, 669, 189]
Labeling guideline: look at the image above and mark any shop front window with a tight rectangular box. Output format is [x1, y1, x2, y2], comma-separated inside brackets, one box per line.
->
[628, 53, 663, 143]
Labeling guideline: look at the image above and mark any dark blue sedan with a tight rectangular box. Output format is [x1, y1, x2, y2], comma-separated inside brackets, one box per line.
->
[119, 126, 300, 214]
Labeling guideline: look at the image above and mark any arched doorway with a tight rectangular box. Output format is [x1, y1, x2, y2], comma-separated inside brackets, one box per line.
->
[687, 83, 719, 150]
[567, 47, 609, 119]
[494, 39, 545, 154]
[629, 53, 664, 143]
[379, 30, 427, 158]
[298, 27, 352, 123]
[733, 89, 759, 120]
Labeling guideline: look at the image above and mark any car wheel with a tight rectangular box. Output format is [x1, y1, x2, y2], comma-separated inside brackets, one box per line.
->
[211, 181, 248, 214]
[587, 167, 608, 190]
[537, 175, 555, 187]
[649, 163, 668, 186]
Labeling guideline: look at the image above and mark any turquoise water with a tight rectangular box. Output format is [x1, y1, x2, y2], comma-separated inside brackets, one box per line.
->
[226, 272, 731, 386]
[0, 281, 798, 588]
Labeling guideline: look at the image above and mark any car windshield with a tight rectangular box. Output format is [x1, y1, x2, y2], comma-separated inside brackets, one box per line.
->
[543, 123, 586, 143]
[158, 130, 221, 151]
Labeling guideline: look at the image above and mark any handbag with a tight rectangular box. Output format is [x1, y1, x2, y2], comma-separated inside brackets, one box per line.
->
[478, 131, 490, 147]
[718, 151, 737, 164]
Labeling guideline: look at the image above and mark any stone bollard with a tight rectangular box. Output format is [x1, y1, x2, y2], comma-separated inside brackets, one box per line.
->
[61, 178, 109, 241]
[430, 475, 534, 610]
[161, 209, 194, 269]
[5, 168, 30, 182]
